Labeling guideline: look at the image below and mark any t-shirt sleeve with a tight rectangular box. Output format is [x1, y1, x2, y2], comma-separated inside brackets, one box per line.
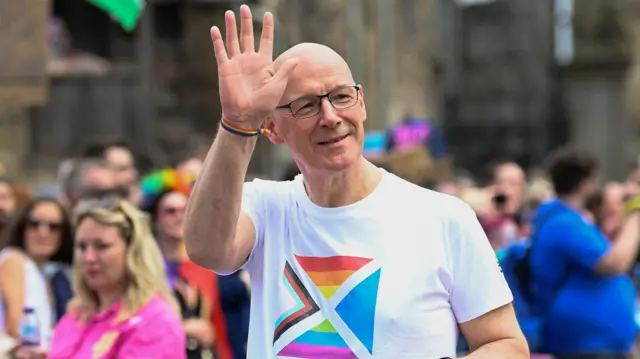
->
[447, 201, 514, 323]
[549, 217, 610, 271]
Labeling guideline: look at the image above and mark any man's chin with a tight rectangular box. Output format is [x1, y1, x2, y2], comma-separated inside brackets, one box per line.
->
[319, 155, 361, 172]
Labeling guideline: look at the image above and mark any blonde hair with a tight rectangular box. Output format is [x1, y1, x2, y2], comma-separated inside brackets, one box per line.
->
[68, 200, 178, 321]
[527, 176, 554, 205]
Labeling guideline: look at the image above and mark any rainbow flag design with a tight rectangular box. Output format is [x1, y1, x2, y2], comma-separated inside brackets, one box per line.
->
[294, 255, 372, 299]
[277, 319, 357, 358]
[273, 255, 381, 357]
[273, 262, 320, 343]
[334, 268, 381, 354]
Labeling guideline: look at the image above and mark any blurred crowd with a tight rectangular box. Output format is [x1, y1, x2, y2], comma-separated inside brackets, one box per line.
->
[2, 134, 640, 358]
[439, 151, 640, 359]
[0, 138, 249, 358]
[435, 158, 640, 256]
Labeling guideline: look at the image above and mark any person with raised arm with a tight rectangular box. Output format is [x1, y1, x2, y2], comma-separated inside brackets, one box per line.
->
[183, 5, 528, 359]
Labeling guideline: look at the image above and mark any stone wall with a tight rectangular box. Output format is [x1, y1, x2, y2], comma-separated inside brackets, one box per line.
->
[0, 105, 29, 179]
[0, 0, 48, 180]
[435, 0, 558, 173]
[260, 0, 437, 130]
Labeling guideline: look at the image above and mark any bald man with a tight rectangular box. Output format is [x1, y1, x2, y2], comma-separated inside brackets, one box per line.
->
[184, 6, 527, 359]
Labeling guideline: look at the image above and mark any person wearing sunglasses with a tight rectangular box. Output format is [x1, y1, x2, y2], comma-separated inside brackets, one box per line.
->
[0, 198, 74, 349]
[17, 198, 185, 359]
[140, 169, 235, 359]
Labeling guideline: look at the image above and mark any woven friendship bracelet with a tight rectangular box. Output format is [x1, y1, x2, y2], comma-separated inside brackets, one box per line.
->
[220, 117, 271, 137]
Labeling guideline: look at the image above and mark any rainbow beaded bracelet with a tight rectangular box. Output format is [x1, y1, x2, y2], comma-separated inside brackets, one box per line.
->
[220, 117, 271, 137]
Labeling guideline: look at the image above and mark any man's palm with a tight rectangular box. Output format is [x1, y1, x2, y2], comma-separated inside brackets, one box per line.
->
[211, 6, 298, 126]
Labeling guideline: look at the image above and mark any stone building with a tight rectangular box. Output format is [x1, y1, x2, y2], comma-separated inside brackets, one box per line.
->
[436, 0, 637, 180]
[1, 0, 638, 183]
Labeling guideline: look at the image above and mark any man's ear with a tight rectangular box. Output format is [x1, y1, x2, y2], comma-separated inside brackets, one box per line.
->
[263, 116, 284, 145]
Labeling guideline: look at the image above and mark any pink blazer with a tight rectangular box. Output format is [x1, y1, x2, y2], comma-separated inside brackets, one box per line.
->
[47, 295, 185, 359]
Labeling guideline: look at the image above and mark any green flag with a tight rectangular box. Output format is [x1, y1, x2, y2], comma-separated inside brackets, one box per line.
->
[87, 0, 144, 32]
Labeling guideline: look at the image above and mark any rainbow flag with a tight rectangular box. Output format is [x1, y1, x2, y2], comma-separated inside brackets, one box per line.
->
[296, 255, 372, 299]
[278, 319, 357, 358]
[274, 256, 381, 357]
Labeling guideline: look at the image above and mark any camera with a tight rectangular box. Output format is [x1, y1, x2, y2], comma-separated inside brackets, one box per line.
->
[492, 193, 508, 210]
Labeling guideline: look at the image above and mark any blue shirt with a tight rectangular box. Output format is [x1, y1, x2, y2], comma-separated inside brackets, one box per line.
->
[530, 200, 637, 355]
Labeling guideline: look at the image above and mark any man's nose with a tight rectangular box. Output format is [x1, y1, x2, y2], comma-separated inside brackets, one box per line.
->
[318, 98, 342, 127]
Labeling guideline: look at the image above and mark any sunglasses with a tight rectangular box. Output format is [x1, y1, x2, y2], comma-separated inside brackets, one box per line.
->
[74, 196, 122, 216]
[80, 187, 129, 202]
[160, 206, 186, 216]
[27, 219, 62, 232]
[73, 196, 134, 239]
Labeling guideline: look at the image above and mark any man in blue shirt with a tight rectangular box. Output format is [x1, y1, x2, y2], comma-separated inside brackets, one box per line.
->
[530, 148, 640, 359]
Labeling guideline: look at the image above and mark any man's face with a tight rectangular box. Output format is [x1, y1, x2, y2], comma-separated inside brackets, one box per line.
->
[85, 166, 117, 191]
[625, 170, 640, 198]
[105, 147, 137, 187]
[267, 58, 367, 173]
[604, 183, 625, 213]
[602, 182, 625, 237]
[494, 163, 526, 214]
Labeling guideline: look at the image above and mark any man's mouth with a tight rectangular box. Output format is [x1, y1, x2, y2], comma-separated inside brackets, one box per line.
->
[318, 134, 349, 145]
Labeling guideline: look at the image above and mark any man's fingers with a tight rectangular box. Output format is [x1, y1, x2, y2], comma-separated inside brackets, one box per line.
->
[259, 12, 274, 58]
[224, 10, 240, 57]
[210, 26, 228, 65]
[239, 5, 255, 53]
[272, 58, 299, 83]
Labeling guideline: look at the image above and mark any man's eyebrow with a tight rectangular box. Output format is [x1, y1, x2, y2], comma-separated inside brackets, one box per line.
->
[287, 84, 352, 101]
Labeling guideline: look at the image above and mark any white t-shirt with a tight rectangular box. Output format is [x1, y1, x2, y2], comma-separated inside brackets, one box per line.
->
[237, 169, 512, 359]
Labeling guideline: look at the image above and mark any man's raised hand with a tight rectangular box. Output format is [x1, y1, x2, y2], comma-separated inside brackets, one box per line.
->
[211, 5, 298, 127]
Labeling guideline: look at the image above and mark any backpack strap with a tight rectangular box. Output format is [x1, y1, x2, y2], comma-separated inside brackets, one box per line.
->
[530, 204, 565, 247]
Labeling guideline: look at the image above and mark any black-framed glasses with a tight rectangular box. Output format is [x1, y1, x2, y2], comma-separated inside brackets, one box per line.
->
[276, 84, 361, 119]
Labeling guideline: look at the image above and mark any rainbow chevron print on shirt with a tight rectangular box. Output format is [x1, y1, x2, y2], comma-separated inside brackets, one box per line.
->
[273, 255, 382, 358]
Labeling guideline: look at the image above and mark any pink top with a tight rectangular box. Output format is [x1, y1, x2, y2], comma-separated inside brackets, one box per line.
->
[47, 295, 186, 359]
